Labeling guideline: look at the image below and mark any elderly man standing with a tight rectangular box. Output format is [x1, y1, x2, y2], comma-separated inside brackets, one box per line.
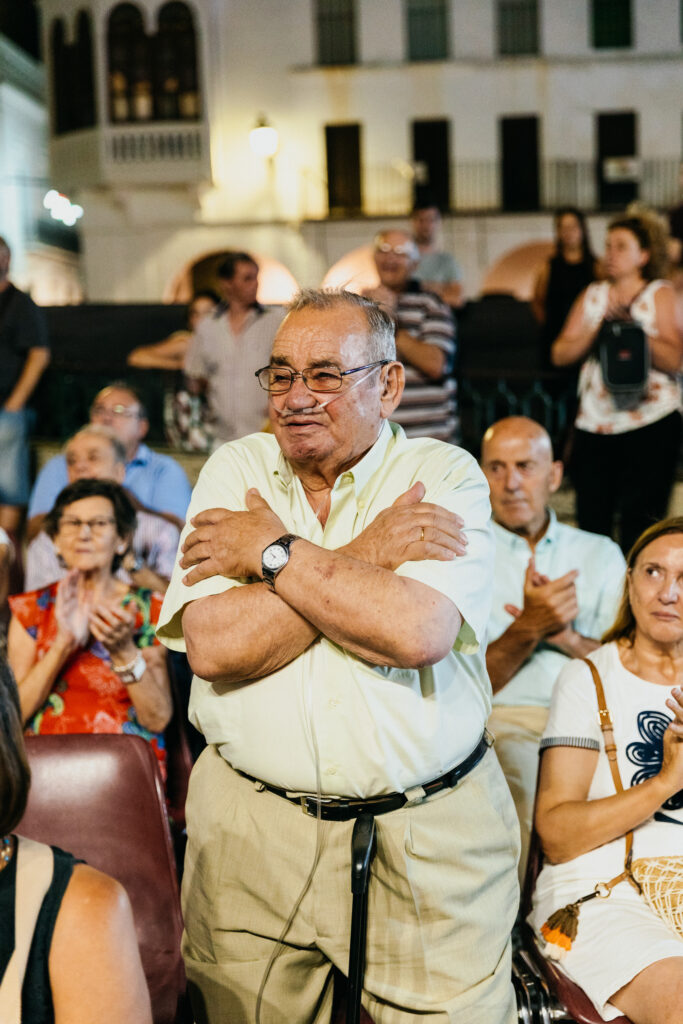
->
[158, 290, 518, 1024]
[185, 251, 286, 445]
[363, 229, 458, 443]
[481, 416, 626, 877]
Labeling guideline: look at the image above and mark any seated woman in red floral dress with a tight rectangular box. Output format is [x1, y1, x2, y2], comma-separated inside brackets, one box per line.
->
[7, 479, 172, 776]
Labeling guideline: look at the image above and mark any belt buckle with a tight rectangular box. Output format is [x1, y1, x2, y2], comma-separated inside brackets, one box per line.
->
[300, 795, 340, 817]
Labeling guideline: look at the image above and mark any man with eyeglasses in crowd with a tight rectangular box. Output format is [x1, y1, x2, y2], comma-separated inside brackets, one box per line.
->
[363, 228, 459, 443]
[157, 288, 518, 1024]
[26, 382, 191, 540]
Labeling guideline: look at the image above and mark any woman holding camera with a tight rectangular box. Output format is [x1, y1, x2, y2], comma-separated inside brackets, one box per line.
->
[551, 211, 682, 553]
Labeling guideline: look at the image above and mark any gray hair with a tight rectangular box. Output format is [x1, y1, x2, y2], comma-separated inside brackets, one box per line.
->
[64, 424, 127, 466]
[285, 288, 396, 361]
[373, 230, 420, 262]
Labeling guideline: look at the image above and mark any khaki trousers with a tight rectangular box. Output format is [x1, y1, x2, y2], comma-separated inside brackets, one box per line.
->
[181, 744, 520, 1024]
[487, 705, 549, 887]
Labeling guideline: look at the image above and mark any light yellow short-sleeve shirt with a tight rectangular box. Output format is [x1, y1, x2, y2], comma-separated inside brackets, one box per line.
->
[158, 421, 495, 797]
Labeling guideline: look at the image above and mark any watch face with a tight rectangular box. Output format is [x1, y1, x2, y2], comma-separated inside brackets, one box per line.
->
[263, 543, 288, 571]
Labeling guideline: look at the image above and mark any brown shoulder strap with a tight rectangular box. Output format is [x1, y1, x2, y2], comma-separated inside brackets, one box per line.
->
[582, 658, 635, 873]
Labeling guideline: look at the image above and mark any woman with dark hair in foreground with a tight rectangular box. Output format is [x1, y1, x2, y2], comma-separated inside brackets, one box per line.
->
[0, 658, 152, 1022]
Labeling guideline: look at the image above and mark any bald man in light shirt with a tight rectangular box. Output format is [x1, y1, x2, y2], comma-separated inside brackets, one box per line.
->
[481, 416, 626, 878]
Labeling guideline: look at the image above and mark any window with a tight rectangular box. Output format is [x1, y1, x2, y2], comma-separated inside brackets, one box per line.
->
[497, 0, 539, 56]
[316, 0, 356, 66]
[406, 0, 448, 61]
[50, 12, 96, 135]
[591, 0, 632, 48]
[596, 111, 638, 209]
[325, 124, 362, 215]
[107, 3, 152, 123]
[154, 2, 200, 120]
[412, 120, 451, 211]
[500, 115, 540, 211]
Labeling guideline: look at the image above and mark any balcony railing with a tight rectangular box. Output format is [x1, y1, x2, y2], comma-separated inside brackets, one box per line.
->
[51, 122, 210, 190]
[306, 157, 682, 218]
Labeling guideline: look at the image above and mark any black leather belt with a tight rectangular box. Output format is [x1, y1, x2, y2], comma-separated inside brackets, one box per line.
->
[243, 731, 491, 822]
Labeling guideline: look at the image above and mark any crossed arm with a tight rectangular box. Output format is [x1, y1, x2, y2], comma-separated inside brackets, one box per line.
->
[180, 484, 467, 683]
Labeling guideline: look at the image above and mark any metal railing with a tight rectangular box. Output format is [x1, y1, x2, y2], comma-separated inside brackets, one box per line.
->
[309, 156, 682, 218]
[106, 124, 204, 163]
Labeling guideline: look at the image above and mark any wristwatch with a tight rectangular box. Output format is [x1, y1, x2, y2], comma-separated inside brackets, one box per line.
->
[112, 652, 147, 686]
[261, 534, 299, 591]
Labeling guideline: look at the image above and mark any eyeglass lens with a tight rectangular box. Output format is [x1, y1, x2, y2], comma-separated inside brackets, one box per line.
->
[60, 517, 116, 533]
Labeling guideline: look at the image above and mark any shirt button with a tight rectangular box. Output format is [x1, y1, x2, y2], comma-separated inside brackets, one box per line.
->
[325, 766, 337, 776]
[328, 698, 340, 708]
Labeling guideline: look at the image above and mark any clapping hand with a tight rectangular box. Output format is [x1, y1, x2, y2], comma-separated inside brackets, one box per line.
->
[89, 600, 137, 657]
[55, 570, 93, 648]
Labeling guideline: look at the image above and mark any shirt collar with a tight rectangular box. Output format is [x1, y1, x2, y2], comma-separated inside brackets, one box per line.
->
[491, 506, 558, 551]
[127, 442, 151, 468]
[273, 420, 395, 498]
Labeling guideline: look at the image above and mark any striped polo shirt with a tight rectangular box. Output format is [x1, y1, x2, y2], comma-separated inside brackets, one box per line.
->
[392, 281, 458, 444]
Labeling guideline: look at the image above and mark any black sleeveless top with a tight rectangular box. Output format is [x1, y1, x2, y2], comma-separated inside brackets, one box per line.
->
[541, 252, 596, 357]
[0, 843, 78, 1024]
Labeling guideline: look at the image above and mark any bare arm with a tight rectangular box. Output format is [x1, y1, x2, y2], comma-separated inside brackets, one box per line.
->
[127, 331, 190, 370]
[551, 289, 600, 367]
[26, 514, 47, 543]
[50, 865, 152, 1024]
[4, 347, 50, 411]
[89, 604, 172, 733]
[530, 261, 550, 324]
[395, 329, 446, 379]
[649, 285, 683, 374]
[180, 485, 466, 683]
[536, 733, 682, 864]
[8, 615, 77, 722]
[419, 280, 464, 308]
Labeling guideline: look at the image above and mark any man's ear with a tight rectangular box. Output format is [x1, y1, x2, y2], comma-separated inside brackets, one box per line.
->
[137, 417, 150, 441]
[379, 361, 405, 419]
[548, 459, 563, 494]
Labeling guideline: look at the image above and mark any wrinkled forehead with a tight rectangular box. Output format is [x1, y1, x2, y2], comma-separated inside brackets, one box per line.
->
[66, 433, 116, 459]
[272, 307, 371, 367]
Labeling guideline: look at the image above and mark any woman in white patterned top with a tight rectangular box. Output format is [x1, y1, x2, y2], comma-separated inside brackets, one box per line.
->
[552, 212, 682, 553]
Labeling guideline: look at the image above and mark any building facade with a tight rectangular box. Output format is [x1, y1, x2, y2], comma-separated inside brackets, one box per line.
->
[37, 0, 683, 301]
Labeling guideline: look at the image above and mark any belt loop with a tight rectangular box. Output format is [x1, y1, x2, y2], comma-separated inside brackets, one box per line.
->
[403, 784, 426, 807]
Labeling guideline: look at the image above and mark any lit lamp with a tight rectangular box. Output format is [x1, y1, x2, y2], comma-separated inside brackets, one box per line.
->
[249, 115, 278, 158]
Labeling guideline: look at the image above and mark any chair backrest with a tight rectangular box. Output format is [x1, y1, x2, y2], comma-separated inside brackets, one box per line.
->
[521, 787, 631, 1024]
[18, 733, 185, 1024]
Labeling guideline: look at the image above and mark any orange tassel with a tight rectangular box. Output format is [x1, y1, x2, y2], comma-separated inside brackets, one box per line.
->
[540, 903, 581, 960]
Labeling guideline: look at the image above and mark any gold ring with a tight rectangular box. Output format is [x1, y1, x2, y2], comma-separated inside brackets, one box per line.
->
[420, 527, 425, 542]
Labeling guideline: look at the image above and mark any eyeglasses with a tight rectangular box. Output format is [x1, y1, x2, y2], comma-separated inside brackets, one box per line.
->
[255, 361, 389, 394]
[374, 242, 415, 257]
[91, 403, 140, 419]
[59, 516, 116, 535]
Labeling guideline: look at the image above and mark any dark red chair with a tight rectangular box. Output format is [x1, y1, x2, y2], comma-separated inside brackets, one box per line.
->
[520, 802, 631, 1024]
[19, 733, 188, 1024]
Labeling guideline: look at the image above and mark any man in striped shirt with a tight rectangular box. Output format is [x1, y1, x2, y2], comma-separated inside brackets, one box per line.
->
[363, 229, 458, 443]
